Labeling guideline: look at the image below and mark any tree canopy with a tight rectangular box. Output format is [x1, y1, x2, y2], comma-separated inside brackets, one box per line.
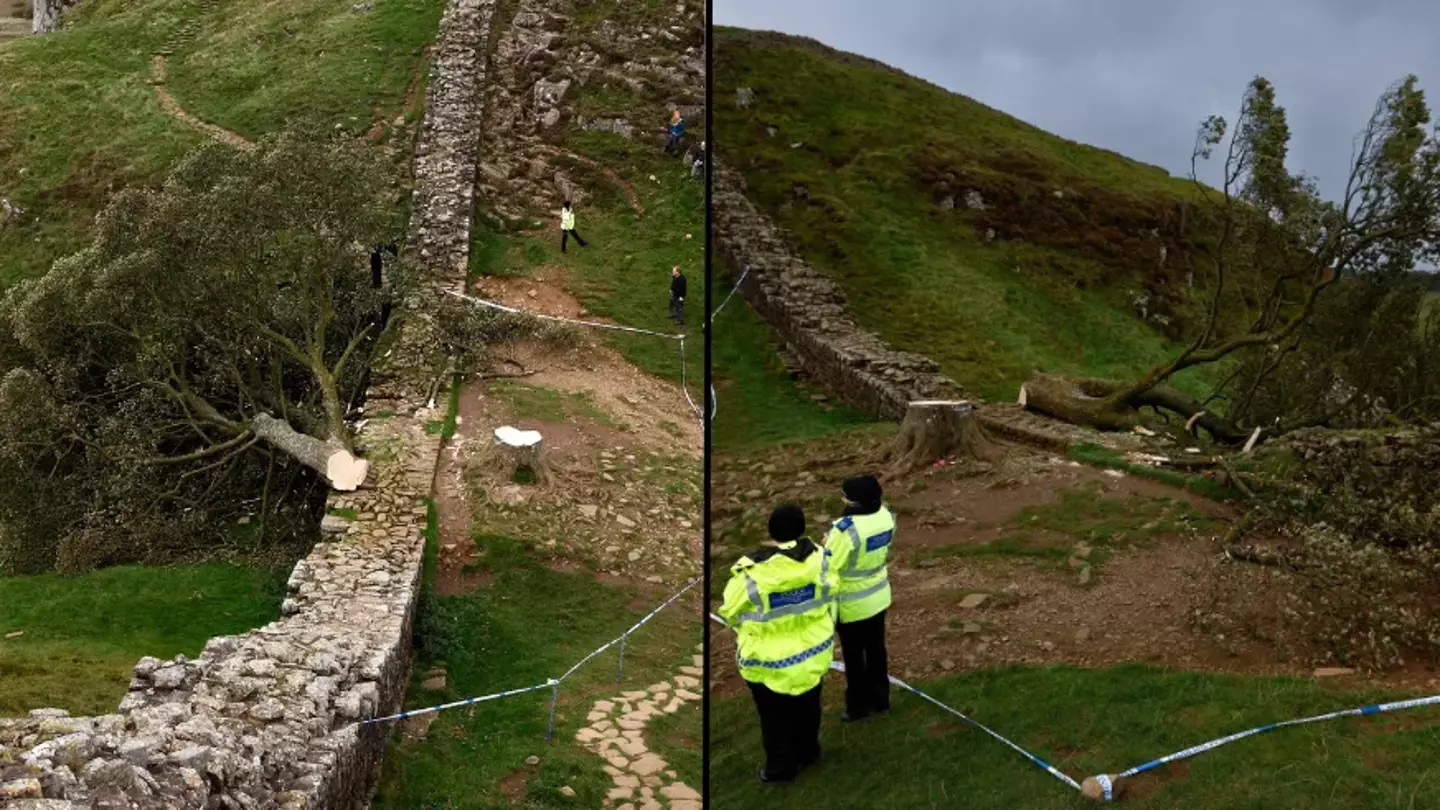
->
[1024, 74, 1440, 442]
[0, 126, 407, 573]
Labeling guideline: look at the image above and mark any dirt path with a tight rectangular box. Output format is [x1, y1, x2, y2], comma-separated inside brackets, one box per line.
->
[149, 54, 253, 150]
[710, 439, 1440, 699]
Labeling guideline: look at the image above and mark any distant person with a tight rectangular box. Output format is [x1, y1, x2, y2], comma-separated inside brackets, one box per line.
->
[718, 504, 836, 784]
[690, 141, 706, 180]
[822, 474, 896, 722]
[664, 109, 685, 154]
[559, 200, 587, 253]
[369, 241, 398, 288]
[670, 266, 687, 326]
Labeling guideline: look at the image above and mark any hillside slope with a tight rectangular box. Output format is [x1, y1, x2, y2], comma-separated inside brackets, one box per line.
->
[0, 0, 441, 286]
[714, 28, 1234, 403]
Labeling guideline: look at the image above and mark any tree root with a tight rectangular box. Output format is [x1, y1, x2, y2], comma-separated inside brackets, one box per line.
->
[876, 400, 1004, 477]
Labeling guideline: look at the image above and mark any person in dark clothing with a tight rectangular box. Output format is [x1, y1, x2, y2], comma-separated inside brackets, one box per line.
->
[670, 266, 687, 326]
[560, 201, 587, 253]
[369, 242, 398, 288]
[823, 473, 896, 722]
[664, 109, 685, 154]
[689, 141, 706, 180]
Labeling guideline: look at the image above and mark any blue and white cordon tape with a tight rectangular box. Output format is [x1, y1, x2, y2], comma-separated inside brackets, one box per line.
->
[352, 578, 697, 740]
[708, 612, 1440, 801]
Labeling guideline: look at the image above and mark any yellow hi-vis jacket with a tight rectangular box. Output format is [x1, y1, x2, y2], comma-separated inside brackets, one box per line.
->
[823, 506, 895, 623]
[561, 208, 575, 230]
[718, 538, 836, 695]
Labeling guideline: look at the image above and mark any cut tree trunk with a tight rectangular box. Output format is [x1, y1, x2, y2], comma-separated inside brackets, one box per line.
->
[494, 425, 549, 484]
[1020, 371, 1250, 444]
[251, 413, 370, 491]
[878, 400, 1001, 476]
[1018, 373, 1138, 432]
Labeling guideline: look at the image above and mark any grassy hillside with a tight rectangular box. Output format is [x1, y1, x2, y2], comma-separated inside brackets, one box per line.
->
[713, 28, 1238, 403]
[0, 563, 288, 715]
[0, 0, 443, 710]
[0, 0, 442, 286]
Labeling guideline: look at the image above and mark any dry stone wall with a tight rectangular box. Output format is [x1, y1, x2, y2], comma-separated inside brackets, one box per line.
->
[713, 162, 964, 420]
[0, 1, 496, 807]
[30, 0, 77, 34]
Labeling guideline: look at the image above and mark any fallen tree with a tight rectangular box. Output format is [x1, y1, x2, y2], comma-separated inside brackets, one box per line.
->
[0, 125, 408, 573]
[1024, 75, 1440, 444]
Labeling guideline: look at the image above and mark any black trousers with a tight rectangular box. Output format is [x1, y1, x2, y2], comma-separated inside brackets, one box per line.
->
[561, 228, 587, 252]
[669, 295, 685, 325]
[837, 609, 890, 718]
[747, 680, 823, 781]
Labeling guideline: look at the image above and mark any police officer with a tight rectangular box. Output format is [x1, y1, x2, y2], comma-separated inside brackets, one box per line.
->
[823, 474, 895, 722]
[718, 504, 835, 784]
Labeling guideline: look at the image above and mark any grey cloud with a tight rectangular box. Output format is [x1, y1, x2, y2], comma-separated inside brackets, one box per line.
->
[716, 0, 1440, 199]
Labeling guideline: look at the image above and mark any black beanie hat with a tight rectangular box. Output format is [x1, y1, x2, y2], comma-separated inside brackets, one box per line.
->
[841, 474, 883, 505]
[767, 504, 806, 542]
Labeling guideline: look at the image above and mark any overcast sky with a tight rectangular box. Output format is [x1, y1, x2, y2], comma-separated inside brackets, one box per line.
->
[716, 0, 1440, 202]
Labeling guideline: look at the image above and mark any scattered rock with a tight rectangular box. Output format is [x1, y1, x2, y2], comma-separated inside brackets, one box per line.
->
[735, 87, 754, 108]
[1314, 667, 1355, 678]
[524, 755, 540, 766]
[959, 593, 988, 609]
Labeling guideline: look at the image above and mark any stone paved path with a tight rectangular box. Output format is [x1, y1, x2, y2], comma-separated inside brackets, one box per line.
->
[575, 644, 703, 810]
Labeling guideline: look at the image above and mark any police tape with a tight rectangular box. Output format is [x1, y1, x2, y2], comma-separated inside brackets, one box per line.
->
[352, 577, 699, 737]
[709, 263, 750, 322]
[1087, 692, 1440, 800]
[706, 612, 1081, 790]
[444, 288, 704, 426]
[443, 289, 684, 340]
[709, 612, 1440, 798]
[447, 264, 751, 427]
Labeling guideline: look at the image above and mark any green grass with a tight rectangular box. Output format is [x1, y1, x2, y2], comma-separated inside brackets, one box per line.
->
[710, 665, 1440, 809]
[648, 696, 702, 791]
[467, 132, 703, 407]
[490, 380, 614, 426]
[711, 289, 876, 451]
[1069, 443, 1239, 501]
[374, 533, 699, 808]
[714, 28, 1227, 404]
[0, 0, 441, 286]
[913, 486, 1223, 571]
[164, 0, 443, 140]
[0, 563, 287, 715]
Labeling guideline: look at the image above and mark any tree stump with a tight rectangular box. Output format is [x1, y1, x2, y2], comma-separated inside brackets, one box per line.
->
[878, 400, 1001, 476]
[494, 425, 548, 485]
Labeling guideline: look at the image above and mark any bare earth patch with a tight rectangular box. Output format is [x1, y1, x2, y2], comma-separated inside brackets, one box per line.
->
[710, 439, 1440, 697]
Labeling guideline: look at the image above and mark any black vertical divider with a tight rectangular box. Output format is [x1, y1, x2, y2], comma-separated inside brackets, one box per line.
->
[700, 0, 714, 805]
